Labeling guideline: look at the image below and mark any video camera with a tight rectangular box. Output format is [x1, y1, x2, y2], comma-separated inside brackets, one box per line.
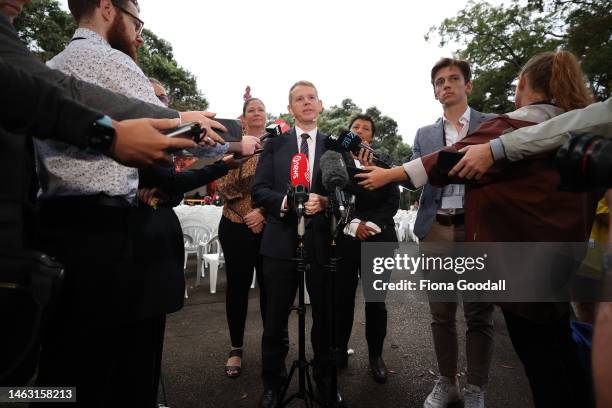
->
[556, 132, 612, 191]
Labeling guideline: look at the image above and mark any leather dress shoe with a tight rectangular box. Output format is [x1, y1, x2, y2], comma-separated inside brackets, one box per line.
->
[260, 388, 279, 408]
[336, 350, 348, 369]
[369, 355, 388, 384]
[315, 379, 348, 408]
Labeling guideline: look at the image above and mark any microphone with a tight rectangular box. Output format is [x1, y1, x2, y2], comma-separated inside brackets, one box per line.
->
[288, 153, 310, 235]
[325, 130, 393, 168]
[259, 123, 282, 142]
[320, 150, 350, 219]
[234, 124, 282, 159]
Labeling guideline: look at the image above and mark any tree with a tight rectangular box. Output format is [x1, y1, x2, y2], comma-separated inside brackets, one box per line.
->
[136, 29, 208, 110]
[14, 0, 208, 110]
[427, 0, 611, 113]
[318, 99, 413, 164]
[14, 0, 76, 62]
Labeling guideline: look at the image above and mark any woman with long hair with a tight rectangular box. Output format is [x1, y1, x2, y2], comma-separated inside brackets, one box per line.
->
[217, 98, 268, 378]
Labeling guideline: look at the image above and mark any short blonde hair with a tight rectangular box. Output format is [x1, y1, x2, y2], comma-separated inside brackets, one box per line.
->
[288, 80, 318, 103]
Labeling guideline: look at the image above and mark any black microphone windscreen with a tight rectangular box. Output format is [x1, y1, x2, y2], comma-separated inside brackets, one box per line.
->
[266, 124, 282, 138]
[320, 150, 349, 191]
[324, 131, 362, 153]
[337, 130, 363, 152]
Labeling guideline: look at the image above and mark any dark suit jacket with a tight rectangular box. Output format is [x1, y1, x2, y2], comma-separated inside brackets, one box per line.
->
[340, 151, 400, 235]
[251, 128, 329, 262]
[410, 108, 496, 240]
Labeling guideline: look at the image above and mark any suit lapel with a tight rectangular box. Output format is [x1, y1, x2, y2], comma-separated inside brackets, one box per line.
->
[468, 108, 486, 135]
[431, 118, 445, 151]
[279, 129, 298, 185]
[311, 131, 326, 188]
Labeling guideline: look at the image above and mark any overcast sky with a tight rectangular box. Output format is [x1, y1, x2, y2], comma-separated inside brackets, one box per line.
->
[59, 0, 506, 145]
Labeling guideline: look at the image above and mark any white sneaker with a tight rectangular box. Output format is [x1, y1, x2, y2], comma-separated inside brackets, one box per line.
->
[423, 376, 461, 408]
[463, 384, 485, 408]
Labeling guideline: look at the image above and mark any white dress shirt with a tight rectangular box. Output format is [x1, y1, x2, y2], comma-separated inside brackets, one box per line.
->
[280, 126, 318, 216]
[439, 107, 470, 209]
[294, 126, 317, 182]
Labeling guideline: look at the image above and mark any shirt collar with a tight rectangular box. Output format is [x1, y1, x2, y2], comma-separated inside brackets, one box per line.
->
[443, 106, 471, 126]
[295, 126, 318, 140]
[72, 27, 111, 48]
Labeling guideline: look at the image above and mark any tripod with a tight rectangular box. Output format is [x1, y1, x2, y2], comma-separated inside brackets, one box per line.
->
[277, 215, 322, 408]
[322, 196, 351, 408]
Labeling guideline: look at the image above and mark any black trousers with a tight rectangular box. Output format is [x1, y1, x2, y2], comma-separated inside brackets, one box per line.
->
[35, 315, 166, 408]
[34, 200, 167, 407]
[218, 216, 265, 348]
[502, 306, 593, 408]
[261, 255, 332, 390]
[336, 229, 395, 357]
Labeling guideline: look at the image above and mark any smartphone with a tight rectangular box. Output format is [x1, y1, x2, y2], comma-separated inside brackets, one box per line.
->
[437, 150, 465, 173]
[232, 148, 265, 160]
[347, 166, 367, 177]
[162, 121, 203, 143]
[211, 118, 242, 142]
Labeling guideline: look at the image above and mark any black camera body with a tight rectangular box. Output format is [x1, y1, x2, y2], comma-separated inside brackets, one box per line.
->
[556, 132, 612, 192]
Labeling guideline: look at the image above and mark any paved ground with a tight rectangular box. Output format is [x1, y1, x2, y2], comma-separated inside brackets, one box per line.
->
[159, 261, 535, 408]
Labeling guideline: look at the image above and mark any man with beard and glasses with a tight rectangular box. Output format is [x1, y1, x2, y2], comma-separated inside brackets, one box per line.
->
[30, 0, 258, 406]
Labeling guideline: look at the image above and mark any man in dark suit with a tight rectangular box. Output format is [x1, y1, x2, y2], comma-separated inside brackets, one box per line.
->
[334, 114, 400, 384]
[252, 81, 346, 408]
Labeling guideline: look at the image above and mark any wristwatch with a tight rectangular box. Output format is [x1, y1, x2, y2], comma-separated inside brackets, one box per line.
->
[88, 115, 116, 152]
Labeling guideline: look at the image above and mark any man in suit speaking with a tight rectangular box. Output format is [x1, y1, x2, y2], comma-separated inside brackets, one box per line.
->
[252, 81, 346, 407]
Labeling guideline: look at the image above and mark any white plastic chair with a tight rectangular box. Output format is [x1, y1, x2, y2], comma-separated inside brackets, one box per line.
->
[182, 225, 213, 297]
[202, 235, 225, 294]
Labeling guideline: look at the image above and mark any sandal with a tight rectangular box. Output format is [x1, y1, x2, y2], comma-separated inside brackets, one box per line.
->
[224, 348, 243, 378]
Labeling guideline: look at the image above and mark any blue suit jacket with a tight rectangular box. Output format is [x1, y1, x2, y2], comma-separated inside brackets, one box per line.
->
[411, 108, 496, 240]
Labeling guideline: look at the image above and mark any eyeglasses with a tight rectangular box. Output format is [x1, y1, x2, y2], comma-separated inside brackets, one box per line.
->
[112, 2, 144, 36]
[156, 94, 171, 106]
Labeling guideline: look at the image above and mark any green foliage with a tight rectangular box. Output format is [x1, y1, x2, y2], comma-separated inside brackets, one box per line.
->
[137, 29, 208, 111]
[14, 0, 208, 110]
[427, 0, 611, 113]
[14, 0, 76, 61]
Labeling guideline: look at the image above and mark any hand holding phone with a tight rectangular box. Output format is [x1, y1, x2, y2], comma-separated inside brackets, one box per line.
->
[437, 150, 465, 173]
[162, 121, 203, 143]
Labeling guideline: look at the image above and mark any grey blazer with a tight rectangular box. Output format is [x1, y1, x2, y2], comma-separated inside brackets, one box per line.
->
[411, 108, 496, 240]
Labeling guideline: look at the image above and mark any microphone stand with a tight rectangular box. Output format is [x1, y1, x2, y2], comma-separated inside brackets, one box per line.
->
[278, 201, 321, 408]
[323, 193, 352, 408]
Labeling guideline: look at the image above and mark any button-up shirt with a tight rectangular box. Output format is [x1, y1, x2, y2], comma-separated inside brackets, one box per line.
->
[440, 107, 470, 210]
[294, 126, 317, 182]
[442, 107, 470, 145]
[279, 126, 318, 216]
[35, 28, 226, 203]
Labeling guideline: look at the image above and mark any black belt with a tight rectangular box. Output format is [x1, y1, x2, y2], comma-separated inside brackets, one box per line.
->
[42, 194, 132, 209]
[435, 212, 465, 226]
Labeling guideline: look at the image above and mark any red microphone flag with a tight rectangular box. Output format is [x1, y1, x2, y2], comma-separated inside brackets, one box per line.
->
[290, 153, 310, 188]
